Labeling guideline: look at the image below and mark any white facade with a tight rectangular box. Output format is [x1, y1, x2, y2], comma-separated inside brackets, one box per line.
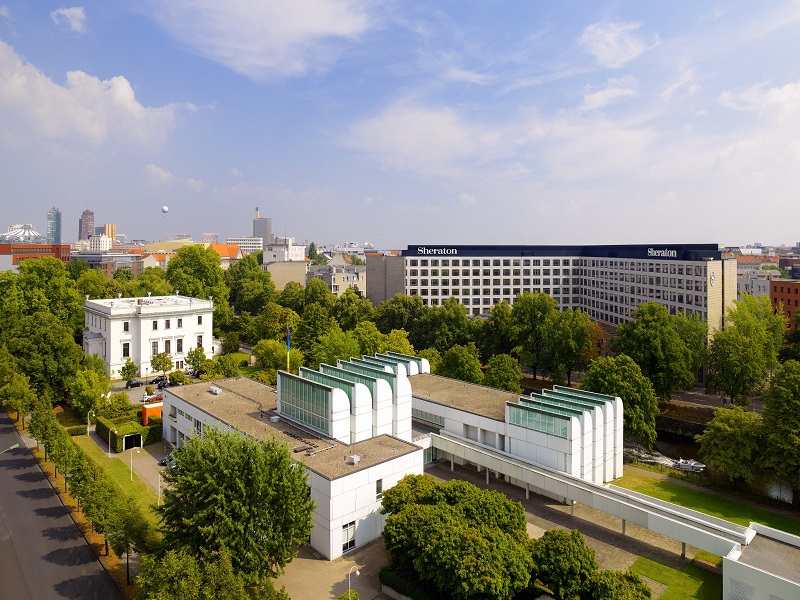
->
[409, 376, 623, 491]
[738, 269, 779, 299]
[225, 236, 263, 256]
[263, 236, 306, 264]
[161, 377, 424, 561]
[83, 295, 214, 377]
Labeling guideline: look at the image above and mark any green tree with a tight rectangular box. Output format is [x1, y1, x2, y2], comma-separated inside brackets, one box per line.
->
[695, 407, 764, 489]
[381, 476, 532, 600]
[674, 312, 708, 377]
[0, 371, 37, 426]
[380, 329, 415, 356]
[484, 354, 522, 393]
[67, 258, 90, 280]
[107, 497, 151, 584]
[201, 355, 240, 380]
[151, 352, 174, 378]
[160, 428, 315, 585]
[352, 321, 383, 356]
[727, 293, 787, 375]
[438, 343, 484, 384]
[761, 360, 800, 506]
[227, 254, 277, 315]
[276, 282, 306, 314]
[417, 348, 442, 374]
[294, 303, 335, 355]
[185, 347, 208, 375]
[5, 311, 84, 401]
[582, 355, 659, 450]
[409, 298, 474, 354]
[120, 359, 139, 385]
[780, 313, 800, 362]
[529, 529, 598, 600]
[70, 368, 110, 419]
[252, 339, 304, 373]
[477, 301, 519, 362]
[374, 294, 424, 334]
[547, 308, 593, 386]
[584, 569, 651, 600]
[16, 256, 84, 334]
[512, 292, 558, 380]
[249, 302, 301, 345]
[165, 245, 231, 326]
[304, 277, 336, 310]
[127, 266, 174, 298]
[707, 327, 766, 405]
[331, 288, 374, 331]
[76, 268, 111, 300]
[313, 326, 362, 368]
[613, 302, 693, 399]
[221, 332, 240, 355]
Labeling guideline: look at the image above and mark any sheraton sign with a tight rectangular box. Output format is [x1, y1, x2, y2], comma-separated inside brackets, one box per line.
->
[648, 247, 677, 258]
[417, 247, 458, 255]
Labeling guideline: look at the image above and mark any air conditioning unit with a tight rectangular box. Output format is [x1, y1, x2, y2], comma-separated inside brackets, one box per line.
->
[349, 455, 361, 465]
[209, 386, 222, 395]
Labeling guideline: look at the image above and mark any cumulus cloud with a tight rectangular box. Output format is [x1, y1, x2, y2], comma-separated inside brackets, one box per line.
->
[0, 41, 185, 148]
[143, 0, 374, 78]
[458, 192, 477, 205]
[0, 6, 10, 19]
[580, 76, 637, 110]
[719, 80, 800, 122]
[185, 178, 207, 191]
[579, 20, 658, 68]
[145, 164, 175, 184]
[50, 7, 87, 33]
[344, 101, 512, 178]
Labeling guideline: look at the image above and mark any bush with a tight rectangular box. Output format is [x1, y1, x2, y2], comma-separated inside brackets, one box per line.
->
[142, 422, 163, 446]
[65, 425, 87, 436]
[378, 565, 440, 600]
[168, 370, 185, 386]
[145, 385, 154, 396]
[334, 592, 359, 600]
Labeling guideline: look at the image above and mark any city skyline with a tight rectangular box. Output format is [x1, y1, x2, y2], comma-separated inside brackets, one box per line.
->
[2, 2, 800, 248]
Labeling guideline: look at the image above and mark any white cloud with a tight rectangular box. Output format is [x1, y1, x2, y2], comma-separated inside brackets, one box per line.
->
[50, 7, 87, 33]
[0, 41, 185, 148]
[143, 0, 374, 78]
[458, 192, 477, 205]
[719, 80, 800, 122]
[445, 66, 492, 85]
[185, 178, 207, 192]
[579, 20, 658, 68]
[344, 101, 513, 178]
[0, 6, 10, 19]
[580, 76, 637, 110]
[145, 164, 174, 184]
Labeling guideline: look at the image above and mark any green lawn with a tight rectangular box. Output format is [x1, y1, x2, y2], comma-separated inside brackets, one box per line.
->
[615, 469, 800, 536]
[73, 436, 161, 531]
[630, 557, 722, 599]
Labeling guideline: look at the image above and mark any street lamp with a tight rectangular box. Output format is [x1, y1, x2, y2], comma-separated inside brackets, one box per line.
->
[108, 428, 117, 458]
[348, 565, 360, 599]
[130, 446, 140, 481]
[87, 410, 95, 436]
[0, 444, 19, 455]
[158, 470, 162, 506]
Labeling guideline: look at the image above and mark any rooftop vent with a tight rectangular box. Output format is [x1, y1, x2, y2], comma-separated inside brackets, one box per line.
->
[270, 415, 280, 423]
[209, 386, 222, 395]
[349, 455, 361, 465]
[293, 445, 311, 453]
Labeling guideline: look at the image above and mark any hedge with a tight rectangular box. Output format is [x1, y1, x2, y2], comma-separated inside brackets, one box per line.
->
[141, 421, 162, 446]
[96, 415, 154, 452]
[378, 565, 442, 600]
[65, 425, 87, 436]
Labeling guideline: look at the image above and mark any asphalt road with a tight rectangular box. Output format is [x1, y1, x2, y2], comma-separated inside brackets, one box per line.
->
[0, 412, 122, 600]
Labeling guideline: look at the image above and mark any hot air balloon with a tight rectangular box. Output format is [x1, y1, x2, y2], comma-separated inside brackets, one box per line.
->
[161, 206, 169, 214]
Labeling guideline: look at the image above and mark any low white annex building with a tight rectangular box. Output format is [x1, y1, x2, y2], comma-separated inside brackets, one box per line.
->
[162, 371, 424, 560]
[83, 295, 214, 378]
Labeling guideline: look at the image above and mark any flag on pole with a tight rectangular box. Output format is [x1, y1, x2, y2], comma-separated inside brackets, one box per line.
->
[286, 326, 291, 372]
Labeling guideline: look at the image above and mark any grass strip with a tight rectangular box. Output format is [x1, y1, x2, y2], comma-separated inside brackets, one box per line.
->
[629, 557, 722, 600]
[616, 469, 800, 536]
[73, 435, 161, 531]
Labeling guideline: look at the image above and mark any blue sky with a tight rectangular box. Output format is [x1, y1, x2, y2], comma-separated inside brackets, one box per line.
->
[2, 2, 800, 248]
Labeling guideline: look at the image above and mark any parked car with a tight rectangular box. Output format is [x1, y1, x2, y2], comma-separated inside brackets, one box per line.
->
[149, 375, 167, 385]
[126, 379, 143, 389]
[157, 380, 170, 389]
[160, 450, 177, 468]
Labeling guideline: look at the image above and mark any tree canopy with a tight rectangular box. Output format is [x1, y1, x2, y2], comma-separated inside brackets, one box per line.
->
[438, 343, 484, 385]
[613, 302, 694, 399]
[160, 428, 315, 585]
[695, 407, 764, 489]
[761, 360, 800, 506]
[484, 354, 522, 393]
[511, 292, 558, 379]
[582, 355, 659, 450]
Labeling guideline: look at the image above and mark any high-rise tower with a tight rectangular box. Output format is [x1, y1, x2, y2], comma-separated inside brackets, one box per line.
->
[78, 209, 94, 241]
[46, 207, 62, 244]
[252, 207, 272, 248]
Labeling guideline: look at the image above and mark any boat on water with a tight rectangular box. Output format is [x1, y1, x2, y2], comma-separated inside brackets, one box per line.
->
[672, 458, 705, 472]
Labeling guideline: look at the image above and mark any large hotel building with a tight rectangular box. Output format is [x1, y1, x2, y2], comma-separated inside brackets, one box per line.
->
[367, 244, 737, 335]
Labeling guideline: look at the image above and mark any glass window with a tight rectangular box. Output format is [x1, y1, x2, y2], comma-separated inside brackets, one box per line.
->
[122, 342, 130, 358]
[342, 521, 356, 552]
[376, 479, 383, 500]
[165, 340, 171, 354]
[198, 316, 203, 325]
[197, 335, 203, 348]
[123, 321, 129, 332]
[152, 320, 158, 330]
[177, 318, 182, 328]
[177, 338, 183, 353]
[152, 341, 158, 356]
[165, 319, 171, 330]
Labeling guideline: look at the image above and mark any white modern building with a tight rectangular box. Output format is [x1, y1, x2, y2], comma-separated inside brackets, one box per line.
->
[83, 295, 214, 378]
[225, 236, 263, 256]
[263, 236, 306, 264]
[367, 244, 737, 337]
[161, 376, 423, 560]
